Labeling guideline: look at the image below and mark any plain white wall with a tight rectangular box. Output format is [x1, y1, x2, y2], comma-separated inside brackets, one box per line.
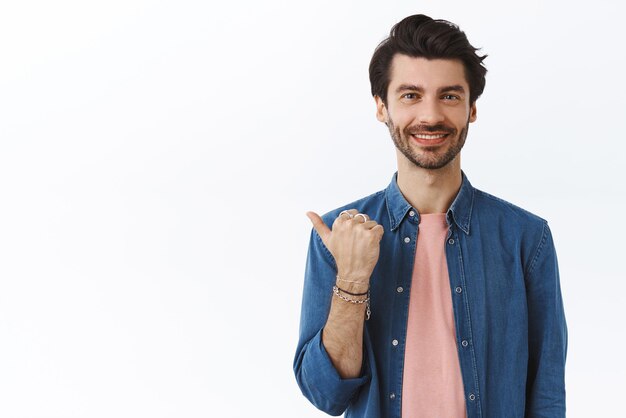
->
[0, 0, 624, 417]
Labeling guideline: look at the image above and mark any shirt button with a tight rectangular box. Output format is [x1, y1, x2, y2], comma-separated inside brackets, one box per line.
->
[455, 286, 462, 294]
[461, 340, 468, 347]
[397, 286, 404, 293]
[469, 393, 476, 401]
[389, 393, 396, 400]
[448, 238, 455, 245]
[409, 210, 415, 217]
[404, 237, 411, 243]
[392, 339, 399, 346]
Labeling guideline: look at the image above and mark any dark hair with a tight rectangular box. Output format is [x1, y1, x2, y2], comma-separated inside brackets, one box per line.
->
[369, 14, 487, 105]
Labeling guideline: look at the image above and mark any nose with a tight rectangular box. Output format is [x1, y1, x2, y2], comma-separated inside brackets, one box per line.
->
[417, 97, 445, 125]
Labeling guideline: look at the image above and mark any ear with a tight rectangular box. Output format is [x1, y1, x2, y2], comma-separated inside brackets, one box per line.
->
[375, 95, 388, 123]
[469, 102, 477, 123]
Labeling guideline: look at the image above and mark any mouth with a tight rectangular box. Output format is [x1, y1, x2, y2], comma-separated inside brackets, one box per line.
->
[410, 132, 450, 146]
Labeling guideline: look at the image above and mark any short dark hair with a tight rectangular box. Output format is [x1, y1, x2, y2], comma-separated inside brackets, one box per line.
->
[369, 14, 487, 105]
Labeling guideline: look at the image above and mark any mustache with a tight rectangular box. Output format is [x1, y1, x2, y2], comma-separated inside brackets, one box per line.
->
[406, 124, 456, 135]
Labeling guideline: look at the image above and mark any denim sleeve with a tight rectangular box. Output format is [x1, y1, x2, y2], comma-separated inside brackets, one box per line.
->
[293, 228, 370, 416]
[524, 221, 568, 418]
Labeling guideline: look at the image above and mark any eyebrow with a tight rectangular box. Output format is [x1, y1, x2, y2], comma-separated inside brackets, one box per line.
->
[395, 84, 466, 94]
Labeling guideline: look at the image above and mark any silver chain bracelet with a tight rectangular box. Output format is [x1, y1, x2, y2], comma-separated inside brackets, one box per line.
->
[332, 285, 371, 320]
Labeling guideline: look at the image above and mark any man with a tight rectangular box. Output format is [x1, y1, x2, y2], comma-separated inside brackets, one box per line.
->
[294, 14, 567, 418]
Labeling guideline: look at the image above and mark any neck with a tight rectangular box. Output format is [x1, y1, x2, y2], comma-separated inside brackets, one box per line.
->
[395, 153, 462, 215]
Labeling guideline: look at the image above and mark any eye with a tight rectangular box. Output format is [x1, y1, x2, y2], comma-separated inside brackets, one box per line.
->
[401, 93, 419, 101]
[442, 94, 460, 101]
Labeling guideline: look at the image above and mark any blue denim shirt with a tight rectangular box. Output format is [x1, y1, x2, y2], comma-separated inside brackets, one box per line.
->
[294, 171, 567, 418]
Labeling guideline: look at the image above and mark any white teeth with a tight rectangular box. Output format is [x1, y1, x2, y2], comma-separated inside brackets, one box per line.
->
[413, 134, 447, 139]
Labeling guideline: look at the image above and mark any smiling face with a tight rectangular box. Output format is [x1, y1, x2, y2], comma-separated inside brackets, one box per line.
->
[376, 55, 477, 170]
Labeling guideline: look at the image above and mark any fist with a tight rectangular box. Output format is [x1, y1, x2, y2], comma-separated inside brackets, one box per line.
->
[306, 209, 384, 283]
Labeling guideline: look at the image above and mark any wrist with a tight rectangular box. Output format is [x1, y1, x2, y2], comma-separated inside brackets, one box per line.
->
[335, 273, 370, 293]
[332, 283, 371, 321]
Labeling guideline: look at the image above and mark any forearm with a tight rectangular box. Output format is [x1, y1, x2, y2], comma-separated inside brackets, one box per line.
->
[322, 278, 369, 379]
[294, 270, 372, 415]
[294, 212, 381, 413]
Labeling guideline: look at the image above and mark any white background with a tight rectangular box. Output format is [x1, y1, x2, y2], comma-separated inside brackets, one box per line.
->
[1, 0, 624, 417]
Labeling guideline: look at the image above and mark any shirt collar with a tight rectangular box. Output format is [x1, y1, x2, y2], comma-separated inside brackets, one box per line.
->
[384, 170, 475, 235]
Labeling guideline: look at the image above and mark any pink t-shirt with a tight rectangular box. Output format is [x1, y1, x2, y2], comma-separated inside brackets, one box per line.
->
[401, 213, 467, 418]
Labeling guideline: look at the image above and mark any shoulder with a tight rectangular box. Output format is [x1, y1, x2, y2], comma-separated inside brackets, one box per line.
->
[473, 187, 548, 228]
[471, 187, 553, 268]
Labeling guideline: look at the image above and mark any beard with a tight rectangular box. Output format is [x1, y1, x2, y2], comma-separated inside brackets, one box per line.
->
[387, 115, 470, 170]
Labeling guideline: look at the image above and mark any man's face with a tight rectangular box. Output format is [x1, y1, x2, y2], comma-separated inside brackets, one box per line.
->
[375, 55, 477, 170]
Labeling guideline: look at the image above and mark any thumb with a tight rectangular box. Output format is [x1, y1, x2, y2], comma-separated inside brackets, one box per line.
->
[306, 211, 331, 243]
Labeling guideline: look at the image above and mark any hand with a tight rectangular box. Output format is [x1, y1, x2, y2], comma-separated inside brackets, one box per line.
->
[306, 209, 384, 285]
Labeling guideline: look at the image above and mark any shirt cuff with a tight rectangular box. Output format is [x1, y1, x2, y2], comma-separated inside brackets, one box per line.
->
[299, 328, 370, 415]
